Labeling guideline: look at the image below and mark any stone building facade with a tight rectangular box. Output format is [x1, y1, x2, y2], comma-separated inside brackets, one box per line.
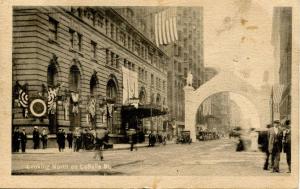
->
[12, 7, 168, 142]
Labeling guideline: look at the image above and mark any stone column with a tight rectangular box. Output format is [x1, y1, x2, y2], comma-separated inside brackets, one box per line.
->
[184, 85, 197, 142]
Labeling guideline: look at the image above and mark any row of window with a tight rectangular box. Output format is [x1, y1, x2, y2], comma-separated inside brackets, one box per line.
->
[69, 8, 167, 71]
[48, 14, 167, 72]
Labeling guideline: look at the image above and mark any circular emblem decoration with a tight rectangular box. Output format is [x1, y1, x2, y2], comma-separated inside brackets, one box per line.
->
[29, 98, 47, 117]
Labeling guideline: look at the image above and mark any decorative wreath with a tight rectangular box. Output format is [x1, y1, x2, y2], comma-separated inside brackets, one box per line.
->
[29, 98, 47, 118]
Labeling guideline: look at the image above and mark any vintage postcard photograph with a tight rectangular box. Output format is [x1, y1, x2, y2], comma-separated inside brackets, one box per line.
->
[0, 0, 299, 188]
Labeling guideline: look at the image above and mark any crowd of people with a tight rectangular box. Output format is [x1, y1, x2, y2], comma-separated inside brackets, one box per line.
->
[258, 120, 291, 173]
[12, 127, 109, 155]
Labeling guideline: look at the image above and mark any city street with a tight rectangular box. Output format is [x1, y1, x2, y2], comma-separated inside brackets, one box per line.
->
[12, 138, 291, 176]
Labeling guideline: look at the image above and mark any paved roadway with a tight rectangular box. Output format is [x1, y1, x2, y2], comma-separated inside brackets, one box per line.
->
[12, 138, 290, 176]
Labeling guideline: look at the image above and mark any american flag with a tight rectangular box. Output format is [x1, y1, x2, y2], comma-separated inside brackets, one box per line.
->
[154, 8, 178, 46]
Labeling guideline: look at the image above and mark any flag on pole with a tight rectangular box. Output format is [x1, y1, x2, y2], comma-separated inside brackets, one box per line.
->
[154, 7, 178, 46]
[271, 84, 285, 120]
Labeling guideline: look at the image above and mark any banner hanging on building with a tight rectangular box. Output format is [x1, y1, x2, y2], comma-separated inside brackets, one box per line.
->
[122, 66, 138, 105]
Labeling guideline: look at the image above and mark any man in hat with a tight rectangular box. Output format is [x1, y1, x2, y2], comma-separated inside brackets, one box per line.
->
[41, 127, 48, 149]
[283, 120, 291, 173]
[268, 120, 283, 173]
[20, 128, 27, 153]
[258, 124, 272, 170]
[12, 127, 20, 152]
[32, 126, 40, 150]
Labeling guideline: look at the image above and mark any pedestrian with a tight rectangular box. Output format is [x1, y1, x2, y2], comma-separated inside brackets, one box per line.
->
[129, 129, 137, 151]
[249, 128, 258, 151]
[67, 129, 73, 149]
[94, 127, 108, 161]
[41, 127, 48, 149]
[32, 126, 40, 149]
[20, 128, 27, 153]
[61, 129, 66, 151]
[268, 120, 283, 173]
[12, 127, 20, 152]
[73, 128, 81, 152]
[283, 120, 291, 173]
[56, 129, 63, 152]
[258, 124, 272, 170]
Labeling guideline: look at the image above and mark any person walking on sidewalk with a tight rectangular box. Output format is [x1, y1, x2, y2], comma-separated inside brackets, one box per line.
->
[67, 129, 73, 149]
[258, 124, 272, 170]
[73, 128, 81, 152]
[32, 126, 40, 150]
[20, 128, 27, 153]
[283, 120, 291, 173]
[268, 120, 283, 173]
[56, 129, 64, 152]
[12, 127, 20, 152]
[94, 128, 108, 161]
[41, 127, 48, 149]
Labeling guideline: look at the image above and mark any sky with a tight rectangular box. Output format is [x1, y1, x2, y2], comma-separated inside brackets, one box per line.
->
[203, 0, 275, 89]
[202, 0, 275, 128]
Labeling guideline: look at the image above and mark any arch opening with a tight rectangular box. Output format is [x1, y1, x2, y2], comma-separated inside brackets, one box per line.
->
[194, 92, 261, 139]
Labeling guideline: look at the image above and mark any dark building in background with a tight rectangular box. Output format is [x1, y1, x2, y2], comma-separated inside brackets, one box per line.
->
[197, 67, 230, 134]
[272, 7, 292, 123]
[12, 7, 168, 144]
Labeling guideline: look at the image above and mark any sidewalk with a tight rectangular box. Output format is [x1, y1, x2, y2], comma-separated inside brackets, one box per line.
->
[14, 140, 176, 154]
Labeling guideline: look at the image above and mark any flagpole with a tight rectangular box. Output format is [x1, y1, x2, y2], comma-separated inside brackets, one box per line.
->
[271, 86, 274, 126]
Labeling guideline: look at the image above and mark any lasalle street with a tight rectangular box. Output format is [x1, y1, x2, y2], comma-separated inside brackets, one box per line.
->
[11, 6, 293, 176]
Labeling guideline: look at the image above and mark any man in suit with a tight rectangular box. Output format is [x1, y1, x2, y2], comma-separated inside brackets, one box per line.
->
[32, 126, 40, 149]
[12, 127, 20, 152]
[258, 124, 272, 170]
[283, 120, 291, 173]
[268, 120, 283, 173]
[20, 128, 27, 153]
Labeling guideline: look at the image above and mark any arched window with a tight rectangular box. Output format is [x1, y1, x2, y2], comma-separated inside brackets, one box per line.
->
[139, 87, 146, 104]
[47, 64, 58, 87]
[150, 93, 155, 104]
[106, 79, 117, 100]
[69, 65, 81, 92]
[156, 93, 161, 105]
[90, 74, 97, 96]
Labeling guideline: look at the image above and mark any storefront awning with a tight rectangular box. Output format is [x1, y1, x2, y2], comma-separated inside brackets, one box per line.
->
[121, 104, 168, 119]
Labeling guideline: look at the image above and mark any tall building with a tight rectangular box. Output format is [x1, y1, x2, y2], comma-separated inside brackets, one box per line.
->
[166, 7, 204, 133]
[229, 100, 242, 128]
[116, 7, 204, 135]
[271, 7, 292, 122]
[199, 67, 231, 134]
[12, 7, 169, 144]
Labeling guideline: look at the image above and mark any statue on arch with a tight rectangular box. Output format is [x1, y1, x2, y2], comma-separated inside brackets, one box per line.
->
[187, 71, 193, 87]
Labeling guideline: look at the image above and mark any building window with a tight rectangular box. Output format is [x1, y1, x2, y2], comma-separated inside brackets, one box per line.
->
[78, 33, 82, 51]
[111, 23, 114, 39]
[139, 88, 146, 105]
[90, 74, 97, 96]
[178, 62, 182, 72]
[47, 64, 58, 87]
[106, 49, 109, 64]
[91, 41, 97, 58]
[69, 65, 81, 92]
[69, 30, 82, 52]
[151, 74, 154, 86]
[106, 79, 117, 100]
[184, 68, 188, 78]
[184, 38, 187, 48]
[49, 17, 58, 42]
[69, 29, 74, 48]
